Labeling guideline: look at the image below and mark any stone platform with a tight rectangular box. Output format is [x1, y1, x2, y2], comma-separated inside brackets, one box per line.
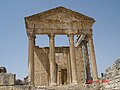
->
[0, 85, 30, 90]
[33, 84, 100, 90]
[0, 84, 100, 90]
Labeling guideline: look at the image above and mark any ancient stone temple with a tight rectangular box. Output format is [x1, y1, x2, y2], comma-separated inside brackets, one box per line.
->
[24, 6, 98, 87]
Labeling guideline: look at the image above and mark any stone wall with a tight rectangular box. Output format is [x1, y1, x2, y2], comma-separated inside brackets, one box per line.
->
[0, 86, 31, 90]
[0, 73, 15, 86]
[33, 46, 84, 86]
[0, 73, 31, 90]
[34, 46, 50, 86]
[0, 46, 86, 89]
[75, 47, 84, 84]
[103, 58, 120, 89]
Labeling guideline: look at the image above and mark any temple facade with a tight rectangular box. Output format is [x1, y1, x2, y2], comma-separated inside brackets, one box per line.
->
[24, 6, 98, 86]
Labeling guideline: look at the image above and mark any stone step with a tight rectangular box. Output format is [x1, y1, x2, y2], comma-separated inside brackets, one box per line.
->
[33, 86, 47, 90]
[33, 85, 96, 90]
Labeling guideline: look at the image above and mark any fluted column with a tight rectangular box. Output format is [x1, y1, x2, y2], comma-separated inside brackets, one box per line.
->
[88, 34, 98, 81]
[83, 41, 91, 81]
[49, 34, 57, 86]
[68, 34, 77, 84]
[28, 33, 35, 85]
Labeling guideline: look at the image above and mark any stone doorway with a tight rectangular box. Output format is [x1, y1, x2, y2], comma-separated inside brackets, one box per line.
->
[61, 69, 67, 85]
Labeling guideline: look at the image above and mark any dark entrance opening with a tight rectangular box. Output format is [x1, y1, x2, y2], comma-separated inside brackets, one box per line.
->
[61, 69, 67, 85]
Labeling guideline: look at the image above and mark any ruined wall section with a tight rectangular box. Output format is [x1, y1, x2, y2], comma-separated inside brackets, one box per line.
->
[0, 73, 30, 90]
[34, 46, 50, 86]
[75, 47, 84, 84]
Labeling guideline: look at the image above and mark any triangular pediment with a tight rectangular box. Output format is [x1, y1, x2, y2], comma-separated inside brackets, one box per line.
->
[25, 6, 95, 35]
[25, 6, 95, 23]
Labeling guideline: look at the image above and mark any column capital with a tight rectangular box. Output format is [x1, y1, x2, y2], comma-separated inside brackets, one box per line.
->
[89, 29, 93, 34]
[87, 34, 93, 40]
[27, 32, 36, 40]
[86, 29, 92, 39]
[67, 33, 74, 37]
[48, 33, 55, 38]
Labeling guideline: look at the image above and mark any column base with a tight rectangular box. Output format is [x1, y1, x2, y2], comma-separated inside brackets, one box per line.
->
[71, 81, 78, 85]
[29, 82, 34, 86]
[50, 82, 57, 86]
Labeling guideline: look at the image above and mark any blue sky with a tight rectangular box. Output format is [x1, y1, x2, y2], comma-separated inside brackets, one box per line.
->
[0, 0, 120, 79]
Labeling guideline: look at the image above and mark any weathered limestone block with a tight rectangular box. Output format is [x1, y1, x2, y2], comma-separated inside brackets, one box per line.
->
[75, 47, 84, 84]
[0, 86, 31, 90]
[0, 73, 15, 86]
[0, 86, 14, 90]
[14, 85, 31, 90]
[34, 47, 49, 86]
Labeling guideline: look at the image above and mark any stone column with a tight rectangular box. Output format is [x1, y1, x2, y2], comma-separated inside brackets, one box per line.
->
[68, 34, 77, 84]
[83, 41, 91, 81]
[49, 34, 57, 86]
[28, 32, 35, 85]
[88, 34, 98, 81]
